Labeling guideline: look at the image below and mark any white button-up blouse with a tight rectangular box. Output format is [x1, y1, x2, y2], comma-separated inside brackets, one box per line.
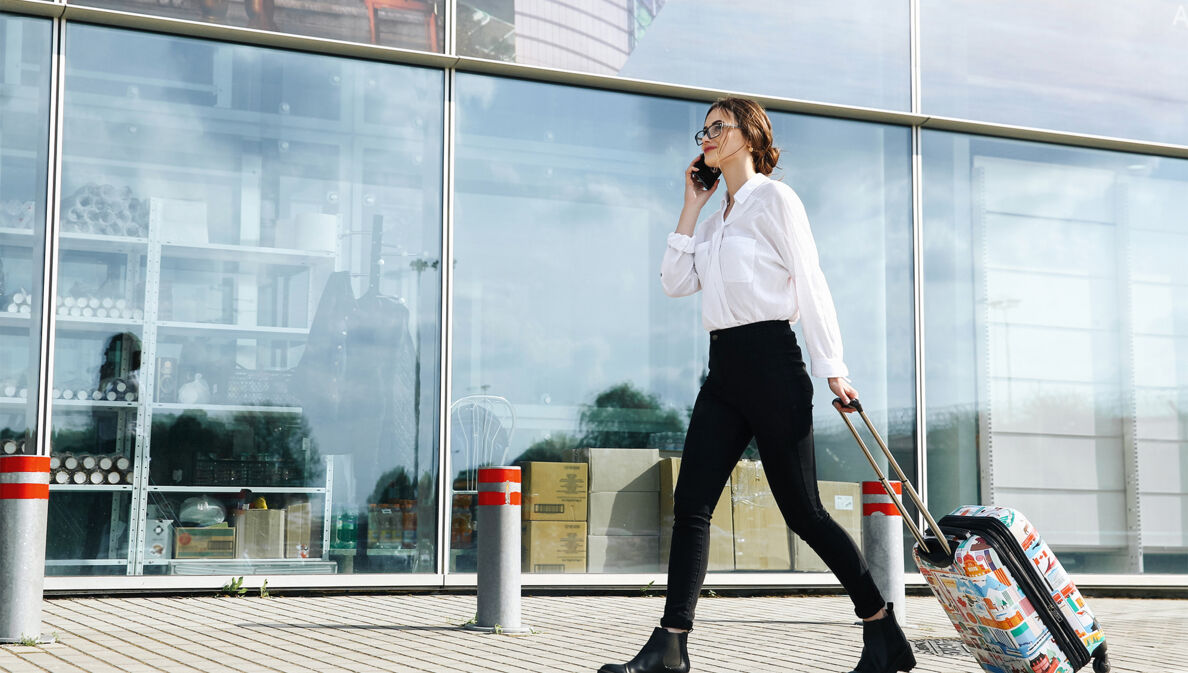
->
[660, 173, 849, 379]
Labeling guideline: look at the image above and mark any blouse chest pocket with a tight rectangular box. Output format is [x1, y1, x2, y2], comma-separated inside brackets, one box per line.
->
[720, 236, 757, 283]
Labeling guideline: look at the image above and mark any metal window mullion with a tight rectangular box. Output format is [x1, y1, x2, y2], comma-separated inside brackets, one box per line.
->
[436, 66, 456, 581]
[909, 0, 920, 115]
[910, 125, 929, 526]
[33, 17, 66, 460]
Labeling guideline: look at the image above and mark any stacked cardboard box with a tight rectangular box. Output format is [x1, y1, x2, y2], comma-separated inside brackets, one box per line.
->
[659, 457, 734, 571]
[285, 499, 312, 559]
[234, 508, 286, 559]
[521, 462, 589, 573]
[174, 524, 235, 559]
[730, 460, 792, 570]
[792, 481, 862, 572]
[574, 448, 661, 572]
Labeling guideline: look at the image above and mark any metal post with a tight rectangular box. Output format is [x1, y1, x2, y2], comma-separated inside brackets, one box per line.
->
[0, 455, 51, 643]
[862, 480, 906, 626]
[466, 466, 529, 634]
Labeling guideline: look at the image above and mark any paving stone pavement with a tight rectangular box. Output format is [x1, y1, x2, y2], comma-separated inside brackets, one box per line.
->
[0, 593, 1182, 672]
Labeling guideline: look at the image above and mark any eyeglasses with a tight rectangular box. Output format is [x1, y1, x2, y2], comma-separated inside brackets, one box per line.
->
[695, 121, 740, 146]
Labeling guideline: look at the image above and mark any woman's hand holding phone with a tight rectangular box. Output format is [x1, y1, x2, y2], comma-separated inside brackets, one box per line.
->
[684, 155, 720, 210]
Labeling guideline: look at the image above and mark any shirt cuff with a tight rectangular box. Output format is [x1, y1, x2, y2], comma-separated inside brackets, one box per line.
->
[667, 232, 696, 254]
[811, 358, 849, 379]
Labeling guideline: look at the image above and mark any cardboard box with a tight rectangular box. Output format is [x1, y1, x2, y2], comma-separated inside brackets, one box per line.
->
[730, 461, 792, 570]
[570, 448, 660, 492]
[234, 509, 286, 559]
[285, 501, 312, 559]
[522, 521, 587, 573]
[522, 462, 588, 521]
[659, 458, 734, 571]
[174, 525, 235, 559]
[144, 518, 173, 562]
[793, 481, 862, 572]
[152, 197, 209, 245]
[587, 491, 660, 536]
[586, 535, 660, 573]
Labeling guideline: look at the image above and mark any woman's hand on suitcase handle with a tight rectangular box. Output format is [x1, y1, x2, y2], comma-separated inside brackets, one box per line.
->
[829, 377, 861, 413]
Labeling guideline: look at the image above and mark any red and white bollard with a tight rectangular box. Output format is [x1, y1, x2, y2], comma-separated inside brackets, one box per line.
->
[863, 480, 906, 626]
[468, 466, 530, 634]
[0, 455, 51, 643]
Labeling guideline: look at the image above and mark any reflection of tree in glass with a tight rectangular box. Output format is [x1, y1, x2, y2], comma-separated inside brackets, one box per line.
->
[514, 432, 581, 464]
[578, 382, 684, 449]
[149, 410, 324, 487]
[369, 466, 415, 503]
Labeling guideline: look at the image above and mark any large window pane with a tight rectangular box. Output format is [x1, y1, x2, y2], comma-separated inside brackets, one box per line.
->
[459, 0, 910, 111]
[73, 0, 444, 51]
[922, 0, 1188, 145]
[452, 74, 913, 574]
[924, 131, 1188, 574]
[50, 24, 443, 577]
[0, 14, 51, 457]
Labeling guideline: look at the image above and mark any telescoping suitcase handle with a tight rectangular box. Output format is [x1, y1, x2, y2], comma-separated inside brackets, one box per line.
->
[832, 398, 952, 557]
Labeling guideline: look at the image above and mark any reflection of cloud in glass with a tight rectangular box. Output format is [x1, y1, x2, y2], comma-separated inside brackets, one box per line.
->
[922, 0, 1188, 144]
[619, 0, 909, 111]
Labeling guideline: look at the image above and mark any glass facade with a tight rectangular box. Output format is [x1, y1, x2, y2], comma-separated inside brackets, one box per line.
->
[73, 0, 445, 51]
[0, 0, 1181, 585]
[457, 0, 910, 111]
[924, 132, 1188, 574]
[921, 0, 1188, 145]
[0, 15, 52, 458]
[451, 74, 913, 573]
[45, 23, 443, 576]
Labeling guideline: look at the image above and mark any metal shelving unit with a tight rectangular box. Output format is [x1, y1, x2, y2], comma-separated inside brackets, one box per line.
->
[45, 193, 338, 576]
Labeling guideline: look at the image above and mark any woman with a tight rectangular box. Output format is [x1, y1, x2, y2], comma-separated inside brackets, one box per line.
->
[598, 98, 915, 673]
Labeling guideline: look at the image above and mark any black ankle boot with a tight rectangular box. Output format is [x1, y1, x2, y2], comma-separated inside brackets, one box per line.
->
[847, 604, 916, 673]
[598, 627, 690, 673]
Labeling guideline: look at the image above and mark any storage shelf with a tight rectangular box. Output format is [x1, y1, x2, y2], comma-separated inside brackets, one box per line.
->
[146, 486, 327, 494]
[161, 242, 335, 265]
[50, 485, 134, 492]
[59, 232, 148, 253]
[154, 321, 308, 338]
[161, 557, 332, 564]
[0, 396, 30, 407]
[362, 547, 417, 557]
[151, 403, 301, 414]
[54, 399, 138, 409]
[0, 226, 35, 243]
[56, 316, 142, 332]
[0, 313, 32, 328]
[45, 559, 129, 566]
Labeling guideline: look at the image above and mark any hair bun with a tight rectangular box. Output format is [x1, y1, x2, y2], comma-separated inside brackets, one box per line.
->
[756, 145, 780, 176]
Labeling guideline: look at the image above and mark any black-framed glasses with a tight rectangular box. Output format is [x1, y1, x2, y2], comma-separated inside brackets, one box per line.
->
[695, 121, 740, 145]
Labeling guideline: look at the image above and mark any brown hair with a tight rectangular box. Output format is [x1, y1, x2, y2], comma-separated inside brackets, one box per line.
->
[706, 97, 780, 175]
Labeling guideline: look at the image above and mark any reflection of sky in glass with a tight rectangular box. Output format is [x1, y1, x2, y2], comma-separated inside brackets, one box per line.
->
[922, 0, 1188, 144]
[924, 131, 1188, 561]
[620, 0, 909, 110]
[454, 73, 913, 482]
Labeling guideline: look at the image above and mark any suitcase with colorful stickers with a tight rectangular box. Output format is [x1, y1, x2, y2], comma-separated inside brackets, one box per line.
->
[833, 399, 1111, 673]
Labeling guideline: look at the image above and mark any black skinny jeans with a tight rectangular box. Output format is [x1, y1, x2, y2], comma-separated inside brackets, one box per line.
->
[661, 320, 886, 631]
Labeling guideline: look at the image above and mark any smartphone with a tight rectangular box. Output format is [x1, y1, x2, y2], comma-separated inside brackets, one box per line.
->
[692, 154, 721, 191]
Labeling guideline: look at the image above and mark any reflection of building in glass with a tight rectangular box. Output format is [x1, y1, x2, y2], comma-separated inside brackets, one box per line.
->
[461, 0, 665, 73]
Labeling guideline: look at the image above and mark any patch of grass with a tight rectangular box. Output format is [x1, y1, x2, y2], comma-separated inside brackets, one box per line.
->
[259, 579, 270, 599]
[640, 579, 656, 596]
[219, 576, 247, 597]
[16, 635, 38, 647]
[493, 623, 503, 635]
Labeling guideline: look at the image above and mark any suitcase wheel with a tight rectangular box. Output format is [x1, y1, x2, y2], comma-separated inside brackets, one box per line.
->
[1092, 653, 1111, 673]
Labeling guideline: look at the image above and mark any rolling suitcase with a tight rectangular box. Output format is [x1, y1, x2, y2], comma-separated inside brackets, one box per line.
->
[833, 399, 1111, 673]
